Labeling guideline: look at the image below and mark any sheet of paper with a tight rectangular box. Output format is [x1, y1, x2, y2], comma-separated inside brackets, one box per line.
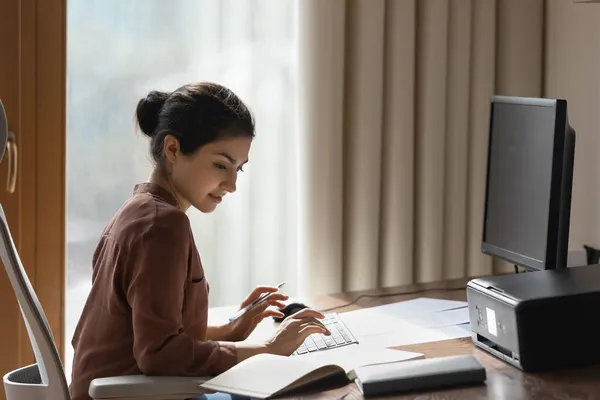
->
[399, 307, 470, 328]
[458, 322, 471, 332]
[343, 297, 467, 319]
[340, 298, 468, 338]
[303, 346, 423, 373]
[332, 298, 471, 349]
[353, 324, 472, 349]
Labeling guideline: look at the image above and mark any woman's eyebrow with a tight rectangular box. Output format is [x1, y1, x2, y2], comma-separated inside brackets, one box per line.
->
[215, 152, 248, 165]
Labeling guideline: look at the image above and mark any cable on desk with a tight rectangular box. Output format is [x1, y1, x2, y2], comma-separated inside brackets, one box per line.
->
[317, 286, 467, 313]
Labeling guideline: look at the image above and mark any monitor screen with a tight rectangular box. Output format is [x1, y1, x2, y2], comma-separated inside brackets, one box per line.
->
[484, 101, 557, 266]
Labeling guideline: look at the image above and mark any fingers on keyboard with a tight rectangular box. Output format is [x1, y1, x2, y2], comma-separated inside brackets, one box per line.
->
[292, 313, 358, 355]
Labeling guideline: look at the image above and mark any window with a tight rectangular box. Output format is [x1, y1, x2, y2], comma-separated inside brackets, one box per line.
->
[66, 0, 298, 379]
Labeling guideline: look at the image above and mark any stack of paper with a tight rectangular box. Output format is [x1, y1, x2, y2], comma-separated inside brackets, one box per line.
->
[338, 297, 472, 349]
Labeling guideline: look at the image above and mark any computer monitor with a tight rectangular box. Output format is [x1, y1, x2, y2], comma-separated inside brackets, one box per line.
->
[481, 95, 576, 271]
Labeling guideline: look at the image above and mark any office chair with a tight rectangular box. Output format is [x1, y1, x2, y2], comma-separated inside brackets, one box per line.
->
[0, 100, 211, 399]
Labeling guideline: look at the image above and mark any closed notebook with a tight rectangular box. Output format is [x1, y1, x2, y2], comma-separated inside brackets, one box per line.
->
[353, 354, 486, 397]
[200, 347, 424, 399]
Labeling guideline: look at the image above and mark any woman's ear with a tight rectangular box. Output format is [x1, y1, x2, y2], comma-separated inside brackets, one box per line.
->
[163, 134, 180, 164]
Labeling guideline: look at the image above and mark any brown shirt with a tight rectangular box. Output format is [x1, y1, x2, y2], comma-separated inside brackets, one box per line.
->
[69, 183, 237, 400]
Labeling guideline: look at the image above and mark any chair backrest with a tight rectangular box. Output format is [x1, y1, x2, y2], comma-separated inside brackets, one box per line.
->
[0, 99, 70, 399]
[0, 99, 7, 161]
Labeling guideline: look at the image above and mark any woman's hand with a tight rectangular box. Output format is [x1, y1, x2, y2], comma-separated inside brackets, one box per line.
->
[223, 286, 288, 342]
[263, 308, 331, 356]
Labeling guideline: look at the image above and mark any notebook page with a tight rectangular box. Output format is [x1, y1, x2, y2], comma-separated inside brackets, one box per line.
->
[305, 346, 424, 374]
[200, 353, 342, 399]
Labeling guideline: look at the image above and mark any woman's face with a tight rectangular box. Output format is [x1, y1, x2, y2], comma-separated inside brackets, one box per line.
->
[165, 135, 252, 213]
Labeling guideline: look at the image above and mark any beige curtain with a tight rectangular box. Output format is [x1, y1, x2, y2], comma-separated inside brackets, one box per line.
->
[297, 0, 545, 296]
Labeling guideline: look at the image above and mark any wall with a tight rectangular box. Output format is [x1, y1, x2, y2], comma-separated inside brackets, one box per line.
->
[545, 0, 600, 253]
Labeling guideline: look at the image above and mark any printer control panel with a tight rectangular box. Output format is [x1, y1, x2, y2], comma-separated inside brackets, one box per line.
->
[467, 285, 521, 367]
[475, 303, 504, 337]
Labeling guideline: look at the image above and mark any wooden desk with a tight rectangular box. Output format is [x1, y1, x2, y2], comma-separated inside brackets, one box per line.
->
[273, 278, 600, 399]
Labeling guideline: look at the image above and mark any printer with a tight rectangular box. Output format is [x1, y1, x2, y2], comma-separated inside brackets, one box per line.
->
[466, 96, 600, 372]
[467, 265, 600, 372]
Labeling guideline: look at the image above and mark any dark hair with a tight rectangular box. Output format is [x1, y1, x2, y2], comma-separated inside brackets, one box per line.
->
[135, 82, 255, 163]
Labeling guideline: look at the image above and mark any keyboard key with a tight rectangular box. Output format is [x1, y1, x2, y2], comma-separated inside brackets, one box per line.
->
[314, 338, 328, 350]
[333, 336, 346, 345]
[291, 312, 359, 356]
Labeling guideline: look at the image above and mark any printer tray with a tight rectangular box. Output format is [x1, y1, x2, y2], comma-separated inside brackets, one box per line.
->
[352, 355, 486, 397]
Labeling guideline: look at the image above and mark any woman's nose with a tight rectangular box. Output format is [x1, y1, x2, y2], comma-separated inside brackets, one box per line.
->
[224, 173, 237, 193]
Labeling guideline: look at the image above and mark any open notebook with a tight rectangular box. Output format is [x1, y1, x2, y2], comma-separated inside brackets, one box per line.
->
[199, 347, 423, 399]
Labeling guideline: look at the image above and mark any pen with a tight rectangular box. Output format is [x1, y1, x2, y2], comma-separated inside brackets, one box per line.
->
[229, 282, 286, 322]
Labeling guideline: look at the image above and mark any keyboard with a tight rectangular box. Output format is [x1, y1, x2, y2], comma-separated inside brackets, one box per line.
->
[292, 313, 359, 356]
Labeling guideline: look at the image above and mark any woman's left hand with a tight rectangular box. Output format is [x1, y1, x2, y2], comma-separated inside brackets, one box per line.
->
[224, 286, 288, 342]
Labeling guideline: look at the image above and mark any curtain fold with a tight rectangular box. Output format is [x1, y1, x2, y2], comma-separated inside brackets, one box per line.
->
[343, 0, 386, 290]
[379, 0, 417, 288]
[444, 0, 473, 280]
[297, 0, 546, 297]
[297, 0, 346, 296]
[415, 0, 450, 284]
[466, 0, 497, 278]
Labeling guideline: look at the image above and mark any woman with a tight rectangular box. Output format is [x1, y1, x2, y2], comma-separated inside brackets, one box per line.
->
[69, 82, 330, 400]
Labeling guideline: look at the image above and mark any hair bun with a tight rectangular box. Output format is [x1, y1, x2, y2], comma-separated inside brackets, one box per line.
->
[136, 90, 169, 138]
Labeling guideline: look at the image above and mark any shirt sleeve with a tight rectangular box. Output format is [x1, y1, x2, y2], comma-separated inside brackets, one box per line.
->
[125, 210, 237, 376]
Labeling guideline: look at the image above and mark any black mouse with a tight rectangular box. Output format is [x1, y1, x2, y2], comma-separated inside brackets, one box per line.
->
[273, 302, 309, 322]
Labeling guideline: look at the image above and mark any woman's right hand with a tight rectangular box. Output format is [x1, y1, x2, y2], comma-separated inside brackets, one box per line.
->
[264, 308, 331, 356]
